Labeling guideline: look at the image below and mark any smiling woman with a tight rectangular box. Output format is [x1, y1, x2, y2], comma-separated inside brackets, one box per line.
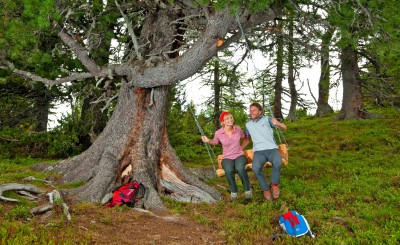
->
[201, 111, 252, 201]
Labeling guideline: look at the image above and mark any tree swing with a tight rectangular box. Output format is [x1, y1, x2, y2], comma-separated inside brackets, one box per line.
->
[189, 95, 289, 178]
[215, 100, 289, 178]
[191, 13, 290, 177]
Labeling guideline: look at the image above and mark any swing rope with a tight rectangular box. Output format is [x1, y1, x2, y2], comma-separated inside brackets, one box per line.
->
[235, 13, 252, 58]
[235, 12, 289, 149]
[265, 99, 289, 148]
[188, 105, 218, 174]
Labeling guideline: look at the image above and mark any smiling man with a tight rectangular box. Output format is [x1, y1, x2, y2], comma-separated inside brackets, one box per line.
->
[241, 102, 287, 201]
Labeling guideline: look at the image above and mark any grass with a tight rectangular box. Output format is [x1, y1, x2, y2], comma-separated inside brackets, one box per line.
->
[174, 108, 400, 244]
[0, 108, 400, 244]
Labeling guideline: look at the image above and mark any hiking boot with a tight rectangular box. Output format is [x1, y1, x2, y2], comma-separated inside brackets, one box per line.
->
[231, 192, 238, 201]
[263, 190, 272, 201]
[244, 190, 252, 200]
[271, 184, 280, 199]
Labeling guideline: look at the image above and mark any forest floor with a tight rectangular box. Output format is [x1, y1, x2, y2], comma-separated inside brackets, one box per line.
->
[1, 196, 230, 245]
[66, 202, 227, 244]
[1, 173, 234, 245]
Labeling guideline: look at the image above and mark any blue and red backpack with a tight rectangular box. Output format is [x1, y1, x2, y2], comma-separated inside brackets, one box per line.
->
[278, 210, 315, 238]
[105, 181, 146, 208]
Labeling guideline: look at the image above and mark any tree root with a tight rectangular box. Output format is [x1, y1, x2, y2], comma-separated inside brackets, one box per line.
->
[0, 183, 71, 221]
[47, 190, 72, 221]
[0, 183, 44, 202]
[23, 176, 54, 185]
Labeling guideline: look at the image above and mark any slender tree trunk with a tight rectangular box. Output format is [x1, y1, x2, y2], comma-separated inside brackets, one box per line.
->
[35, 96, 50, 132]
[316, 28, 334, 117]
[274, 35, 284, 119]
[286, 16, 298, 121]
[213, 60, 221, 131]
[80, 93, 108, 145]
[336, 44, 372, 120]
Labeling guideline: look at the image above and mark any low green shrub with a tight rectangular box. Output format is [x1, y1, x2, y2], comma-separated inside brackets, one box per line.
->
[0, 126, 81, 159]
[5, 205, 32, 221]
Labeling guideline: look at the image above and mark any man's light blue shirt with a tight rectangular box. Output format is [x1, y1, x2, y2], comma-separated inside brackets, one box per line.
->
[244, 115, 277, 152]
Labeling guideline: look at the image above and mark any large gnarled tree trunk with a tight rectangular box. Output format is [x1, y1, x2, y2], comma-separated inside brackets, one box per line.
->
[42, 83, 219, 211]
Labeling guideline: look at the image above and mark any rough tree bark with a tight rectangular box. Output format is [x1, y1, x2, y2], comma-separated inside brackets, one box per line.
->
[9, 2, 279, 211]
[336, 44, 372, 120]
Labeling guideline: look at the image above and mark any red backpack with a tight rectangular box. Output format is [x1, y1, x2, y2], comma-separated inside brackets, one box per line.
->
[105, 181, 146, 208]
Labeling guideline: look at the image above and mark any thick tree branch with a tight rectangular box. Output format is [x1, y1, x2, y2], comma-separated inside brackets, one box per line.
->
[59, 28, 100, 73]
[124, 9, 278, 88]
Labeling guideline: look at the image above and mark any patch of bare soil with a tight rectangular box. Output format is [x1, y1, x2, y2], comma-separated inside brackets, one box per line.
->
[70, 205, 226, 245]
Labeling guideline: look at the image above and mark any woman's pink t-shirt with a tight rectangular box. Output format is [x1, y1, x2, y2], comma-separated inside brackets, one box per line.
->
[211, 125, 245, 160]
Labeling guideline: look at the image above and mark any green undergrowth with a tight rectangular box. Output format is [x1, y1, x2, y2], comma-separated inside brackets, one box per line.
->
[0, 158, 58, 185]
[1, 108, 400, 244]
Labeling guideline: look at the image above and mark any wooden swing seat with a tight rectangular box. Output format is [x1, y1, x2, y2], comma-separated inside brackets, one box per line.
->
[216, 145, 288, 178]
